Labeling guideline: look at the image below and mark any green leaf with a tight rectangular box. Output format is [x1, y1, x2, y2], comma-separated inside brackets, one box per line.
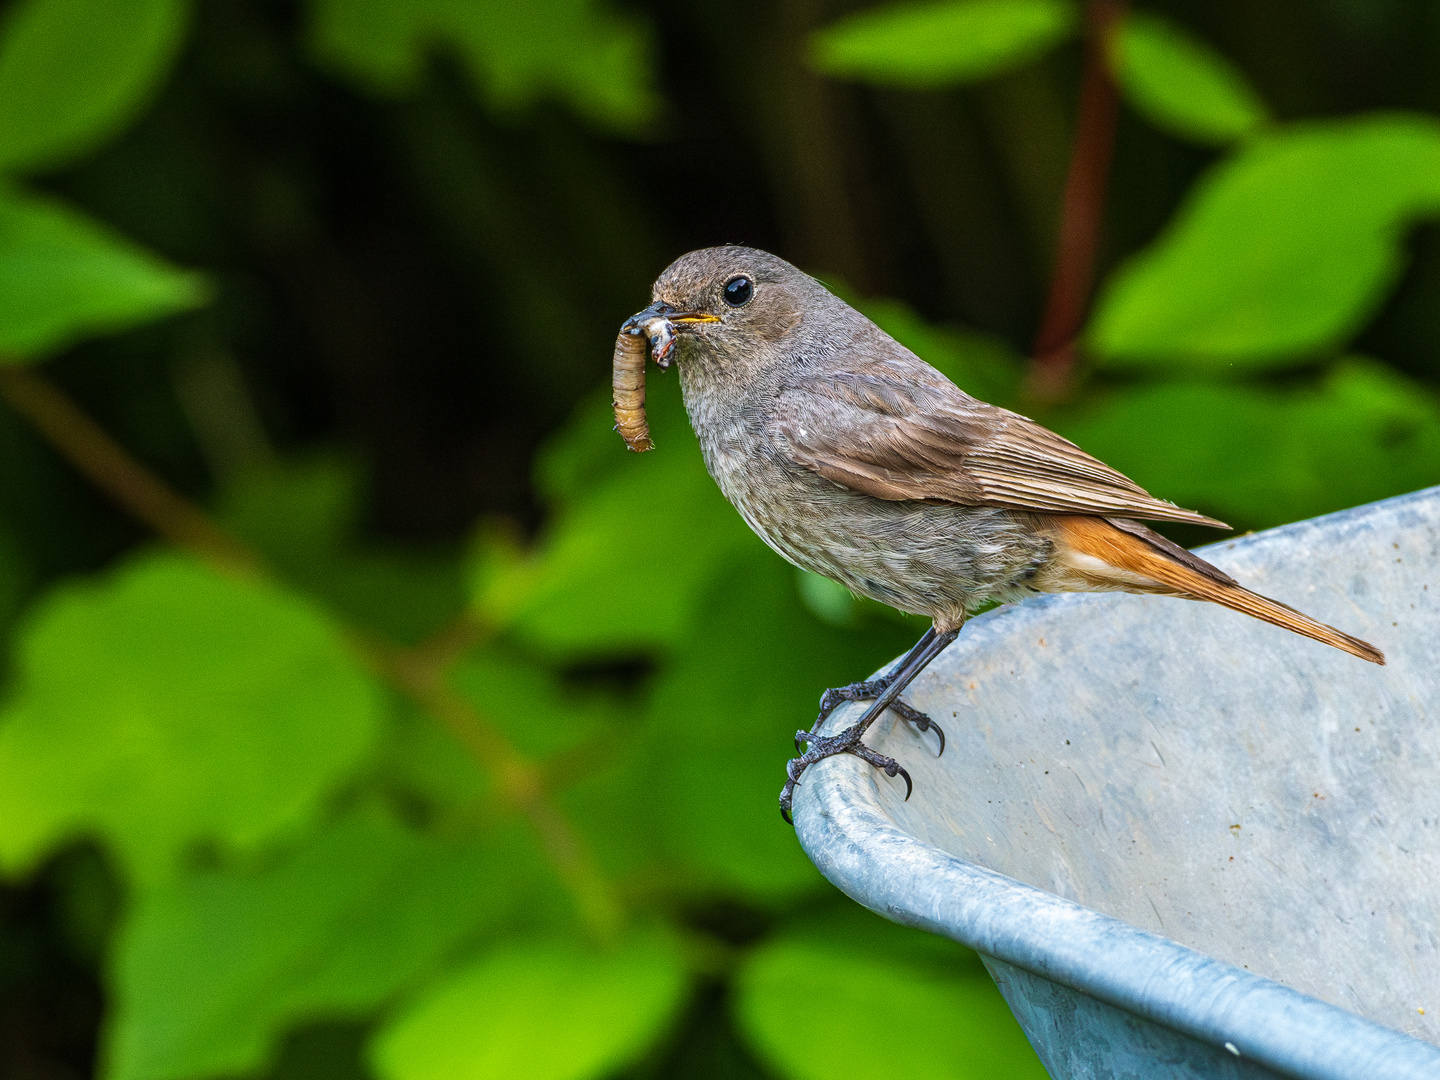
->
[475, 377, 756, 655]
[0, 186, 208, 361]
[0, 553, 382, 886]
[1110, 12, 1269, 146]
[305, 0, 418, 90]
[532, 381, 656, 505]
[736, 930, 1046, 1080]
[1054, 358, 1440, 529]
[308, 0, 658, 131]
[1088, 114, 1440, 370]
[220, 458, 467, 644]
[0, 0, 190, 173]
[450, 647, 619, 760]
[220, 457, 364, 562]
[492, 453, 749, 654]
[643, 550, 919, 900]
[370, 930, 688, 1080]
[107, 815, 542, 1080]
[381, 701, 490, 814]
[811, 0, 1076, 87]
[379, 640, 621, 818]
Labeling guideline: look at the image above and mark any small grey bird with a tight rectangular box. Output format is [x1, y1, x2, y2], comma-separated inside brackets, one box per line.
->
[613, 246, 1384, 822]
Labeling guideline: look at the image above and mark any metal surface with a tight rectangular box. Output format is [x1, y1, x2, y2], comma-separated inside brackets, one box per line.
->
[793, 486, 1440, 1080]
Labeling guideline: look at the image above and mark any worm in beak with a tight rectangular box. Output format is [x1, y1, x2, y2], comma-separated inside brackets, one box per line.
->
[612, 303, 719, 452]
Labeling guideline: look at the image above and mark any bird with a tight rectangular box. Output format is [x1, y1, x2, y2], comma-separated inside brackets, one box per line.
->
[612, 245, 1385, 823]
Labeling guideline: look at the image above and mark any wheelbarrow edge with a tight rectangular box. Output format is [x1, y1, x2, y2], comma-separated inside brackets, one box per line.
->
[795, 774, 1440, 1080]
[793, 487, 1440, 1080]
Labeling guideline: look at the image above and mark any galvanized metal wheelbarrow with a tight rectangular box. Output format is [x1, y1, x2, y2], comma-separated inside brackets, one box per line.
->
[793, 486, 1440, 1080]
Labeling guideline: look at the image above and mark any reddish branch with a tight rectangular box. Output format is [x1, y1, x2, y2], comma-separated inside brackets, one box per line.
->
[1030, 0, 1126, 396]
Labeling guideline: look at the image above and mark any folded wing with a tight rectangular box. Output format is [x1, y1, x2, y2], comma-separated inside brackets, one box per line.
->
[769, 367, 1227, 529]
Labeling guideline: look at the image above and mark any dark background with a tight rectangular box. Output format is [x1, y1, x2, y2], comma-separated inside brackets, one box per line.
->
[19, 0, 1440, 553]
[4, 1, 1440, 1077]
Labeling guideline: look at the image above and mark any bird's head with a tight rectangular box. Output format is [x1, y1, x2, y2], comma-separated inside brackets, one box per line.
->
[625, 246, 822, 377]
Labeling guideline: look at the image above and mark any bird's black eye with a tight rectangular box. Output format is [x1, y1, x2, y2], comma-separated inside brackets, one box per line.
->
[723, 276, 753, 307]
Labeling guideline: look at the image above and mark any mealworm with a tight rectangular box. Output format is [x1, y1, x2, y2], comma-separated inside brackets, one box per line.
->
[612, 317, 677, 453]
[612, 328, 653, 452]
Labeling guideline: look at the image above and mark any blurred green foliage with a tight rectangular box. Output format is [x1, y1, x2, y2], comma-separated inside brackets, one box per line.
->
[308, 0, 658, 128]
[0, 185, 206, 360]
[1061, 358, 1440, 527]
[737, 934, 1045, 1080]
[372, 930, 687, 1080]
[811, 0, 1076, 86]
[0, 0, 189, 172]
[1091, 115, 1440, 366]
[0, 1, 1437, 1080]
[0, 0, 203, 362]
[110, 815, 503, 1080]
[1109, 11, 1270, 145]
[0, 554, 381, 887]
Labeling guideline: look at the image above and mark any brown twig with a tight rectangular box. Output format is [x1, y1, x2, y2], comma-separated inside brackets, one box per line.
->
[0, 366, 262, 576]
[0, 362, 618, 938]
[368, 633, 620, 937]
[1029, 0, 1126, 398]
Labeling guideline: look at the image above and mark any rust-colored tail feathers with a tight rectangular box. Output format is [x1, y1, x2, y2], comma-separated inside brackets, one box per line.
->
[1049, 516, 1385, 666]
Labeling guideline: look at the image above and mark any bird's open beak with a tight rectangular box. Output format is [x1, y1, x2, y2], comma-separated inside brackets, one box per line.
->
[620, 301, 719, 335]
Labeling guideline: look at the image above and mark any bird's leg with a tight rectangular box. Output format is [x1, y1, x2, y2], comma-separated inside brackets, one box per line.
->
[815, 637, 933, 720]
[812, 628, 940, 740]
[815, 688, 945, 754]
[781, 626, 961, 823]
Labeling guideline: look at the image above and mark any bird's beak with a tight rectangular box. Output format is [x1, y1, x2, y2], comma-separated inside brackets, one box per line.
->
[620, 301, 719, 335]
[621, 301, 674, 333]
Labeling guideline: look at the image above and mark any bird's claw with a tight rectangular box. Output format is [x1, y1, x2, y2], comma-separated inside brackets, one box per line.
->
[779, 723, 915, 821]
[848, 741, 913, 801]
[812, 679, 945, 756]
[817, 676, 891, 723]
[888, 700, 945, 756]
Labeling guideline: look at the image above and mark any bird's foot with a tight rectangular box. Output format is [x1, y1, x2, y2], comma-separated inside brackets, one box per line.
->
[815, 679, 945, 755]
[779, 722, 913, 824]
[782, 626, 961, 825]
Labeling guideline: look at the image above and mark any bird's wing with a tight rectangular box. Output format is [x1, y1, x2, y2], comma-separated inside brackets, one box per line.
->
[769, 369, 1227, 528]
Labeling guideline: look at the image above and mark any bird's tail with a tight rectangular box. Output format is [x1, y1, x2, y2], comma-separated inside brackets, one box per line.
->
[1044, 515, 1385, 665]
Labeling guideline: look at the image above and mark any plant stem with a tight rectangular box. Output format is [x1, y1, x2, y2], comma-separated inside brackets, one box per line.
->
[1029, 0, 1126, 397]
[368, 633, 622, 939]
[0, 363, 619, 939]
[0, 366, 262, 576]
